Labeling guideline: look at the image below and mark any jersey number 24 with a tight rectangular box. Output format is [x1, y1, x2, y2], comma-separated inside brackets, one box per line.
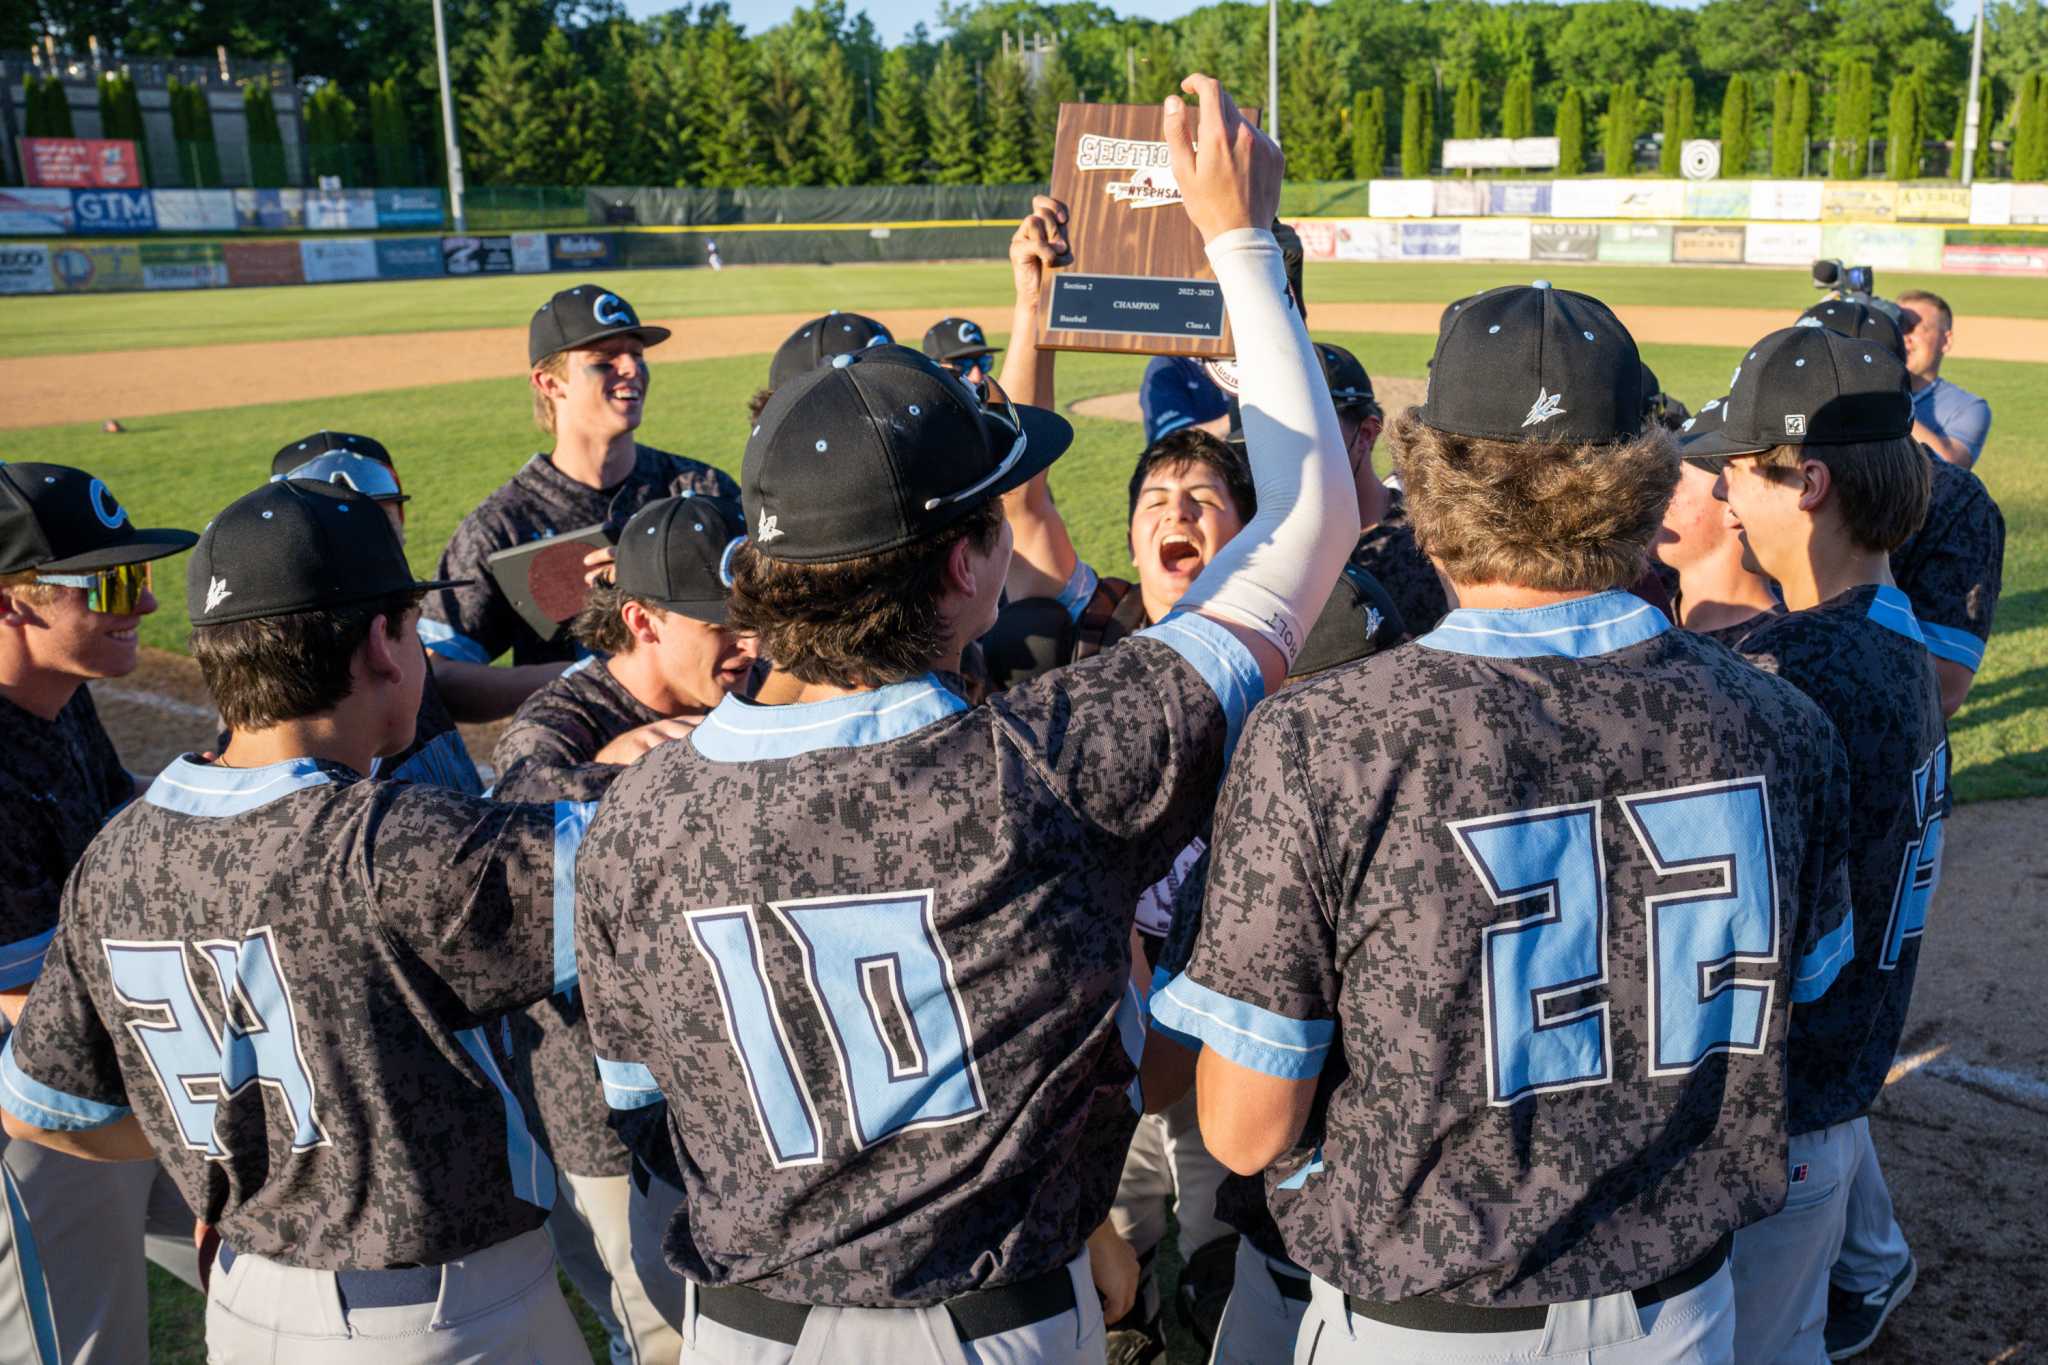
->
[1451, 777, 1781, 1107]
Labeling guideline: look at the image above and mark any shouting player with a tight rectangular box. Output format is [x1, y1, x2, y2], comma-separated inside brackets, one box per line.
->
[575, 75, 1355, 1362]
[0, 479, 596, 1361]
[1156, 283, 1858, 1360]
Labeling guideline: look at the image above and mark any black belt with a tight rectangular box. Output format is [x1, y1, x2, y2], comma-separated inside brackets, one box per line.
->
[694, 1264, 1076, 1346]
[1345, 1232, 1731, 1333]
[214, 1244, 443, 1309]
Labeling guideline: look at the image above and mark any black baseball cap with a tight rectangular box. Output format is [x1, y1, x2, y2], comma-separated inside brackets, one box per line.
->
[0, 463, 197, 575]
[768, 312, 894, 393]
[922, 317, 997, 364]
[743, 345, 1070, 564]
[187, 480, 464, 626]
[1797, 299, 1906, 362]
[270, 431, 394, 478]
[1679, 325, 1912, 461]
[613, 494, 744, 624]
[529, 284, 671, 366]
[1290, 564, 1406, 679]
[1315, 342, 1376, 412]
[1420, 284, 1644, 444]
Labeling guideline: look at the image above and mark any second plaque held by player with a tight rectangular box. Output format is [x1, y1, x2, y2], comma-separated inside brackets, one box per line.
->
[1038, 101, 1257, 357]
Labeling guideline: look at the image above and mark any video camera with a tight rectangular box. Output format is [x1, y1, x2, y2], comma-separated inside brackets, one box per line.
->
[1811, 259, 1901, 323]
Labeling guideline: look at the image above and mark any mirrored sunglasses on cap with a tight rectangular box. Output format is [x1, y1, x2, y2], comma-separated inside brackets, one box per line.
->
[923, 392, 1029, 512]
[272, 452, 406, 502]
[38, 561, 151, 614]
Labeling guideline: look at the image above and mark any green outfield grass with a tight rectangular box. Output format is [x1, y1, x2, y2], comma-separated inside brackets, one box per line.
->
[8, 259, 2048, 358]
[7, 326, 2041, 805]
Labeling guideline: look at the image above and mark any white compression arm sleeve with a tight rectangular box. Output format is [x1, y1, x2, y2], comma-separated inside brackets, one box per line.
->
[1171, 227, 1356, 664]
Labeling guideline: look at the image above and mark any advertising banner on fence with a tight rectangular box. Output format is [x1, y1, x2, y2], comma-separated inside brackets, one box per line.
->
[1598, 223, 1673, 263]
[0, 189, 73, 235]
[1820, 224, 1943, 272]
[140, 242, 227, 290]
[1612, 181, 1686, 218]
[1459, 218, 1532, 260]
[1941, 244, 2048, 275]
[305, 189, 378, 230]
[547, 231, 621, 270]
[1489, 182, 1551, 216]
[224, 240, 304, 287]
[0, 244, 52, 294]
[49, 243, 143, 292]
[442, 235, 515, 274]
[1747, 181, 1824, 221]
[1683, 183, 1752, 219]
[1549, 179, 1620, 219]
[1432, 181, 1488, 217]
[151, 189, 237, 232]
[1743, 222, 1824, 264]
[1400, 223, 1461, 257]
[1672, 224, 1746, 263]
[375, 236, 444, 279]
[1333, 219, 1400, 259]
[1821, 182, 1897, 222]
[21, 138, 141, 188]
[2008, 183, 2048, 224]
[300, 237, 379, 283]
[1531, 222, 1598, 261]
[1368, 180, 1435, 218]
[1286, 220, 1339, 259]
[234, 188, 306, 231]
[1896, 185, 1971, 222]
[70, 189, 156, 234]
[511, 232, 551, 274]
[1969, 183, 2012, 225]
[375, 188, 444, 229]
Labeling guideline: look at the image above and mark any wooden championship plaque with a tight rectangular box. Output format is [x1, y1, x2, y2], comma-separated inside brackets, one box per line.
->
[1038, 102, 1258, 357]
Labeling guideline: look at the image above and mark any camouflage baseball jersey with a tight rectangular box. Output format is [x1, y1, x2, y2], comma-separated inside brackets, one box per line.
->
[1739, 584, 1949, 1134]
[0, 687, 130, 988]
[0, 755, 591, 1268]
[1349, 491, 1448, 636]
[491, 659, 663, 1178]
[1688, 604, 1785, 651]
[1153, 590, 1857, 1307]
[575, 615, 1261, 1306]
[421, 445, 735, 666]
[1891, 448, 2005, 675]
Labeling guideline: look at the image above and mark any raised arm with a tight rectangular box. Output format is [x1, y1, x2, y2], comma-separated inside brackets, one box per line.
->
[1162, 77, 1354, 692]
[1000, 195, 1084, 602]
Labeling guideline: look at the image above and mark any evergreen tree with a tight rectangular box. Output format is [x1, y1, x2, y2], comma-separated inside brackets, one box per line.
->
[1886, 75, 1923, 179]
[690, 13, 764, 188]
[1953, 66, 1994, 180]
[814, 39, 872, 186]
[461, 18, 541, 185]
[982, 50, 1033, 184]
[24, 74, 74, 138]
[368, 77, 413, 186]
[1454, 75, 1482, 139]
[759, 43, 820, 186]
[1721, 72, 1754, 177]
[1503, 72, 1534, 140]
[168, 78, 221, 186]
[2016, 72, 2046, 180]
[243, 78, 287, 187]
[875, 45, 926, 185]
[1605, 80, 1638, 174]
[1351, 87, 1386, 179]
[302, 82, 357, 182]
[97, 72, 149, 181]
[1557, 85, 1585, 175]
[1830, 60, 1873, 178]
[924, 45, 977, 185]
[1659, 78, 1693, 176]
[1283, 14, 1346, 179]
[1400, 78, 1434, 176]
[1771, 70, 1814, 176]
[1029, 45, 1079, 181]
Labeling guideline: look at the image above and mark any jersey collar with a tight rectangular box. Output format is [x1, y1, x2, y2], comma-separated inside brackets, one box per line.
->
[1419, 588, 1670, 660]
[690, 675, 969, 762]
[144, 755, 350, 817]
[1864, 583, 1927, 647]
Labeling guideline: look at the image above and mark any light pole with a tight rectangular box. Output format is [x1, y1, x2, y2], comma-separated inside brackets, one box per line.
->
[1268, 0, 1280, 143]
[1962, 0, 1986, 186]
[431, 0, 466, 230]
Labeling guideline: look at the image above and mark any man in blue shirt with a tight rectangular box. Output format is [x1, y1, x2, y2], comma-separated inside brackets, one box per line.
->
[1897, 289, 1991, 467]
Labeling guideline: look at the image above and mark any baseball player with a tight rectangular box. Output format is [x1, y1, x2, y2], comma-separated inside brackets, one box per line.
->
[1154, 284, 1858, 1361]
[269, 431, 485, 794]
[748, 312, 894, 421]
[922, 316, 998, 394]
[422, 283, 736, 715]
[1653, 445, 1782, 645]
[0, 478, 596, 1361]
[574, 77, 1356, 1363]
[0, 463, 200, 1364]
[490, 494, 754, 1362]
[1681, 325, 1948, 1363]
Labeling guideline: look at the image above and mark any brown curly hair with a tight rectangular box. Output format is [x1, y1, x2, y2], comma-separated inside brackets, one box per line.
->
[1391, 407, 1679, 592]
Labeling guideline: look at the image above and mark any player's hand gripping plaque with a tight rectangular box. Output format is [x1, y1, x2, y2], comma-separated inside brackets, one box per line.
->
[1039, 102, 1258, 356]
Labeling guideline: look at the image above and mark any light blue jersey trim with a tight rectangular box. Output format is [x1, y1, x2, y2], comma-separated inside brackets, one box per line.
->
[417, 617, 489, 663]
[1149, 974, 1332, 1081]
[690, 675, 970, 762]
[596, 1057, 666, 1112]
[1, 1163, 60, 1363]
[455, 1028, 556, 1209]
[1918, 620, 1986, 671]
[1792, 915, 1855, 1004]
[562, 654, 600, 676]
[551, 801, 596, 994]
[143, 756, 337, 818]
[1419, 589, 1670, 661]
[0, 928, 56, 990]
[1055, 561, 1101, 625]
[1137, 613, 1264, 755]
[0, 1036, 130, 1131]
[1865, 585, 1928, 650]
[1146, 965, 1199, 1051]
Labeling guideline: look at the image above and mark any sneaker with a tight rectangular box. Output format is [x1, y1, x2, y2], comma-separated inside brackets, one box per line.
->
[1825, 1256, 1918, 1360]
[1174, 1235, 1240, 1349]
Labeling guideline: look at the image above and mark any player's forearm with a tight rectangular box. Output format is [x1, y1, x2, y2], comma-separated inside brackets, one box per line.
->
[1913, 421, 1975, 468]
[999, 289, 1054, 412]
[431, 657, 570, 723]
[1934, 657, 1974, 718]
[0, 1109, 156, 1162]
[1138, 1033, 1197, 1113]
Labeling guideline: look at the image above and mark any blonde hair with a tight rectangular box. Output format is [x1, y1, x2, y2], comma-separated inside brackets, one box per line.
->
[0, 570, 61, 607]
[1391, 407, 1679, 592]
[532, 351, 570, 435]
